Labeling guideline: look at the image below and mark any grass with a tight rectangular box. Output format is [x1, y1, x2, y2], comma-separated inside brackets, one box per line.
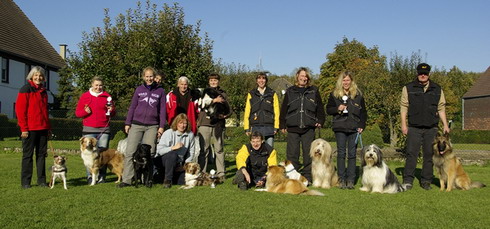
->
[0, 147, 489, 228]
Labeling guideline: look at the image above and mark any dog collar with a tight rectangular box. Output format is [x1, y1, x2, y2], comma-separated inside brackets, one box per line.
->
[285, 168, 294, 174]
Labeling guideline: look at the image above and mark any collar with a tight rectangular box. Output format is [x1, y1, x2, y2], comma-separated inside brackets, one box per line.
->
[285, 168, 295, 174]
[89, 88, 103, 97]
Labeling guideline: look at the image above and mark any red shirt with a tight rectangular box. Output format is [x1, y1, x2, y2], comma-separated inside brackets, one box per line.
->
[75, 90, 116, 128]
[166, 91, 198, 133]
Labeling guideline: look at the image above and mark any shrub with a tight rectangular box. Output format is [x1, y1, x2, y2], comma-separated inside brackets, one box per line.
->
[450, 129, 490, 144]
[0, 114, 19, 140]
[358, 124, 384, 148]
[110, 130, 127, 149]
[224, 127, 249, 153]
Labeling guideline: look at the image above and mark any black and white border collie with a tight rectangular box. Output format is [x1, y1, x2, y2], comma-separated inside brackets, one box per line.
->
[360, 144, 407, 194]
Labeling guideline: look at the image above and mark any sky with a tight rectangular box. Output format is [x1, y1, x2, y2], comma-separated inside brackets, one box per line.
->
[13, 0, 490, 76]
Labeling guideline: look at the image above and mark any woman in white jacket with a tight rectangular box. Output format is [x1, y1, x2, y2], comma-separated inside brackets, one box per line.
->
[155, 113, 195, 188]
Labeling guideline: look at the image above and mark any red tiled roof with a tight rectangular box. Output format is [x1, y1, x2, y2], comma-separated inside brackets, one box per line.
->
[0, 0, 65, 69]
[463, 67, 490, 98]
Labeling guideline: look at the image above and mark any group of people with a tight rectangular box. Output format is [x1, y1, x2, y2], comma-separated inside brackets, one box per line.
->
[17, 63, 449, 191]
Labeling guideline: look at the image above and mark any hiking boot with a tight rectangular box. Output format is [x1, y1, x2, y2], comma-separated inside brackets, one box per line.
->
[346, 181, 355, 189]
[403, 183, 413, 190]
[339, 180, 347, 189]
[116, 182, 132, 188]
[163, 180, 172, 189]
[420, 182, 432, 190]
[238, 181, 248, 190]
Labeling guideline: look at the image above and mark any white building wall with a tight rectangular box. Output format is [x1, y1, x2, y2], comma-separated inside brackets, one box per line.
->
[0, 59, 26, 118]
[0, 59, 59, 118]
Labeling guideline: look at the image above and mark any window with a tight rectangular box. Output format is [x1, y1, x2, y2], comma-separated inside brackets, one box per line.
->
[1, 57, 8, 83]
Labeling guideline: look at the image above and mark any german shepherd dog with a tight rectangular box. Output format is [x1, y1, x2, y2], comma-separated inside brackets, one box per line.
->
[432, 133, 486, 191]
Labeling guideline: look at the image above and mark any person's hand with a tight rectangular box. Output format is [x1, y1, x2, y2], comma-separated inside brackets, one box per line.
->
[315, 123, 322, 128]
[281, 129, 287, 134]
[106, 105, 113, 112]
[443, 125, 450, 134]
[172, 142, 184, 150]
[213, 96, 224, 103]
[242, 168, 251, 184]
[157, 127, 164, 138]
[125, 125, 131, 134]
[21, 131, 28, 139]
[338, 104, 347, 112]
[357, 128, 364, 133]
[401, 124, 408, 135]
[245, 131, 251, 136]
[84, 105, 91, 114]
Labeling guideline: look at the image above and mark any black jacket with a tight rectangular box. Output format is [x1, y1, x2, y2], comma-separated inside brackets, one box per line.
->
[326, 91, 367, 133]
[279, 85, 325, 133]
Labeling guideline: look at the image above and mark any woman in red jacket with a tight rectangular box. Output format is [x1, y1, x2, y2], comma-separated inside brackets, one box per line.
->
[75, 76, 116, 183]
[15, 66, 51, 189]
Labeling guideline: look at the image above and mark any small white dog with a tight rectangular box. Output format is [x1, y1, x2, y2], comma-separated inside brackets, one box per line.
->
[279, 160, 308, 187]
[309, 138, 338, 189]
[360, 144, 407, 193]
[49, 155, 68, 190]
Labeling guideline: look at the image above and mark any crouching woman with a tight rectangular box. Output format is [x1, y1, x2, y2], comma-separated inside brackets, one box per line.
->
[233, 131, 277, 190]
[155, 114, 195, 188]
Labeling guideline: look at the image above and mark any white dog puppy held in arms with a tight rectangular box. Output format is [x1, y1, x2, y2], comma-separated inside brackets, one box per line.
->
[309, 138, 338, 189]
[360, 144, 407, 194]
[49, 155, 68, 190]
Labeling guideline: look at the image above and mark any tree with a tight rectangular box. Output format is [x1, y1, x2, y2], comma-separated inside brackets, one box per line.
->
[59, 1, 214, 117]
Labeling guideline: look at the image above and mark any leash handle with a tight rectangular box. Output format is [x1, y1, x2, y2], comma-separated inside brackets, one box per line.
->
[355, 132, 363, 148]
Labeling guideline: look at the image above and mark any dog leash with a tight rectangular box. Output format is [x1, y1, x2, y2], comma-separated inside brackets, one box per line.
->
[355, 132, 363, 148]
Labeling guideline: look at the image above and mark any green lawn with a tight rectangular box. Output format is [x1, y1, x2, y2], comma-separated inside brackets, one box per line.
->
[0, 148, 489, 228]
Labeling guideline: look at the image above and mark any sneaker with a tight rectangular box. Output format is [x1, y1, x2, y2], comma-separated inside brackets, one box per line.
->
[163, 180, 172, 189]
[116, 182, 132, 188]
[339, 180, 347, 189]
[346, 181, 355, 189]
[38, 183, 48, 188]
[22, 184, 31, 189]
[420, 182, 432, 190]
[403, 183, 413, 190]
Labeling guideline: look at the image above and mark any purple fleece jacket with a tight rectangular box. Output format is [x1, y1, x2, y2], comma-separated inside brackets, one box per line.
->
[125, 83, 166, 128]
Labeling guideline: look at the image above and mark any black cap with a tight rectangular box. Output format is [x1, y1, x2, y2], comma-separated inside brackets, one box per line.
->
[417, 63, 431, 75]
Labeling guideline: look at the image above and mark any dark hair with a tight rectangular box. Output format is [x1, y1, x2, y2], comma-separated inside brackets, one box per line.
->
[250, 131, 264, 141]
[208, 73, 220, 81]
[256, 72, 268, 83]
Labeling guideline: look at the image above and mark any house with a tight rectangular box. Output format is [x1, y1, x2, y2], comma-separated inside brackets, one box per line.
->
[462, 67, 490, 130]
[0, 0, 65, 118]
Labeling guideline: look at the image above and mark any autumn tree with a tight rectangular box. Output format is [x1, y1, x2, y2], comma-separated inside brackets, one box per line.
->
[58, 1, 214, 117]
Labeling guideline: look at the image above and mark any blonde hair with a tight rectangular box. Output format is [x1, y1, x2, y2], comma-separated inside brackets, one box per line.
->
[333, 71, 358, 99]
[141, 67, 156, 79]
[170, 113, 190, 132]
[26, 66, 45, 80]
[295, 67, 311, 87]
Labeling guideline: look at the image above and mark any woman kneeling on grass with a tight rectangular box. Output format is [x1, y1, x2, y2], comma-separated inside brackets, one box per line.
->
[155, 113, 195, 188]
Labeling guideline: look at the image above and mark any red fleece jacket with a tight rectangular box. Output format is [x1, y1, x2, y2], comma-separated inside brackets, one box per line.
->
[15, 80, 51, 132]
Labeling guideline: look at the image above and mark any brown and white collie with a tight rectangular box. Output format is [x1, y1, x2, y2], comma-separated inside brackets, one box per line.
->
[80, 136, 124, 185]
[256, 165, 324, 196]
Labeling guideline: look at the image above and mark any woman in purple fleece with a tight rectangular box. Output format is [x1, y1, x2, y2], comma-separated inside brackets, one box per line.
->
[117, 67, 166, 188]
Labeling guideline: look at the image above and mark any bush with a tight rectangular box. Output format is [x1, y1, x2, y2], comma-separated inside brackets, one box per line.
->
[359, 124, 384, 147]
[110, 130, 127, 149]
[0, 114, 19, 140]
[224, 127, 249, 153]
[450, 129, 490, 144]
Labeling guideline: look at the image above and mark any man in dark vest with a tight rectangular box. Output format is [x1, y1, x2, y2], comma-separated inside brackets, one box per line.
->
[233, 131, 278, 190]
[400, 63, 450, 190]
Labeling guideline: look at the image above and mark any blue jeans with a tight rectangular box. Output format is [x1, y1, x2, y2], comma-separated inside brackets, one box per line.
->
[264, 136, 274, 148]
[83, 133, 110, 181]
[335, 131, 357, 182]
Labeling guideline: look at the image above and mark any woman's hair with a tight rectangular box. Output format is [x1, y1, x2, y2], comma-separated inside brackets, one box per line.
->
[256, 72, 268, 83]
[208, 73, 220, 80]
[141, 67, 156, 79]
[333, 71, 358, 99]
[295, 67, 310, 87]
[26, 66, 45, 80]
[170, 113, 190, 132]
[91, 76, 103, 84]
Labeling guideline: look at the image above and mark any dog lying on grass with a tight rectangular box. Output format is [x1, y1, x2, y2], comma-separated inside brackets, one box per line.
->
[256, 165, 324, 196]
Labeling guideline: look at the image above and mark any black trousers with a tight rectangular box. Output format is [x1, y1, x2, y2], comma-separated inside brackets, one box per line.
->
[21, 130, 48, 186]
[286, 129, 315, 182]
[154, 151, 185, 185]
[403, 127, 438, 185]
